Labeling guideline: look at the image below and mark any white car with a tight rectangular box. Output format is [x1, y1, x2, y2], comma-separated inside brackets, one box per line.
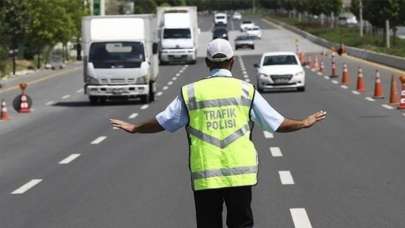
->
[240, 20, 254, 31]
[245, 26, 262, 39]
[232, 12, 242, 20]
[214, 13, 227, 25]
[255, 52, 305, 92]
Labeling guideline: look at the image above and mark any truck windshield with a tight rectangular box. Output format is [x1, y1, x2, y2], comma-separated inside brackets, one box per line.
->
[89, 42, 145, 69]
[163, 29, 191, 39]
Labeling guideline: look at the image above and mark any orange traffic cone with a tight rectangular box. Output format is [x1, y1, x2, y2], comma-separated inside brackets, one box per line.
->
[389, 75, 400, 106]
[373, 70, 384, 99]
[356, 67, 366, 93]
[308, 56, 313, 68]
[398, 75, 405, 109]
[330, 56, 337, 78]
[341, 64, 350, 85]
[319, 60, 324, 74]
[314, 56, 319, 71]
[0, 99, 10, 120]
[19, 94, 31, 113]
[299, 52, 305, 64]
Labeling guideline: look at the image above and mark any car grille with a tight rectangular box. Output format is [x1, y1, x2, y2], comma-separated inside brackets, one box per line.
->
[270, 74, 293, 81]
[110, 78, 126, 84]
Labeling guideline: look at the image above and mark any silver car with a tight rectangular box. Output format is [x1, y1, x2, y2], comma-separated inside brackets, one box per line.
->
[234, 35, 255, 50]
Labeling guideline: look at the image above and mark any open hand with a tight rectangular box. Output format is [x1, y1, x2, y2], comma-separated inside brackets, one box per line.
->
[303, 111, 327, 128]
[110, 119, 136, 133]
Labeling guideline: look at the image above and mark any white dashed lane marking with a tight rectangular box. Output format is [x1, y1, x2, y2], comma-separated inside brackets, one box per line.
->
[324, 76, 330, 80]
[365, 97, 375, 102]
[352, 90, 360, 95]
[279, 170, 295, 185]
[163, 86, 169, 90]
[62, 94, 71, 99]
[76, 88, 84, 93]
[341, 85, 348, 89]
[91, 136, 107, 145]
[263, 131, 274, 139]
[168, 81, 173, 85]
[290, 208, 313, 228]
[11, 179, 42, 194]
[129, 113, 138, 119]
[331, 80, 338, 84]
[382, 104, 394, 110]
[173, 77, 177, 81]
[156, 91, 163, 96]
[140, 104, 149, 110]
[59, 154, 80, 165]
[269, 147, 283, 157]
[45, 101, 55, 106]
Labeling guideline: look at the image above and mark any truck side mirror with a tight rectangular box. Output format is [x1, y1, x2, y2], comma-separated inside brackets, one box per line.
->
[152, 43, 159, 55]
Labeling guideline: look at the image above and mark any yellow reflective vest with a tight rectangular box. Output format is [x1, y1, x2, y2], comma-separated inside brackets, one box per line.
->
[181, 76, 258, 191]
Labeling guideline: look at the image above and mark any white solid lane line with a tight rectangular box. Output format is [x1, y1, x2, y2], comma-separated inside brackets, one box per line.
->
[163, 86, 169, 90]
[352, 90, 360, 95]
[156, 91, 163, 96]
[279, 170, 295, 185]
[365, 97, 375, 102]
[76, 88, 84, 93]
[382, 104, 394, 110]
[270, 147, 283, 157]
[59, 154, 80, 165]
[62, 94, 71, 99]
[91, 136, 107, 145]
[140, 104, 149, 110]
[263, 131, 274, 139]
[11, 179, 42, 194]
[129, 113, 138, 119]
[45, 101, 55, 106]
[290, 208, 313, 228]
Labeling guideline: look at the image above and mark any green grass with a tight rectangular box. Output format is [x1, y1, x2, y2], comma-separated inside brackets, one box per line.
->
[268, 15, 405, 58]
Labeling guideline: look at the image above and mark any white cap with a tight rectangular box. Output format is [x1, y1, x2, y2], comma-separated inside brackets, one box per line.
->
[207, 39, 234, 62]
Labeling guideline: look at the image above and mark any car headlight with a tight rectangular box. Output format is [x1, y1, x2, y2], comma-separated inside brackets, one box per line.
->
[136, 76, 147, 84]
[295, 71, 305, 77]
[87, 76, 99, 84]
[258, 73, 268, 79]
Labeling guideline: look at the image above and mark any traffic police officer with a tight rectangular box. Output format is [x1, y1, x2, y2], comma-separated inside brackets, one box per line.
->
[110, 39, 327, 228]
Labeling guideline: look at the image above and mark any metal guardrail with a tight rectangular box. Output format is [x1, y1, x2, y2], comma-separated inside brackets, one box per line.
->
[269, 17, 405, 72]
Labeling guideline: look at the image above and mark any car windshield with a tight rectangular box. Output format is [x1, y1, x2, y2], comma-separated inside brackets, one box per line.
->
[216, 16, 225, 19]
[163, 28, 191, 39]
[242, 21, 252, 24]
[89, 42, 145, 68]
[263, 55, 298, 66]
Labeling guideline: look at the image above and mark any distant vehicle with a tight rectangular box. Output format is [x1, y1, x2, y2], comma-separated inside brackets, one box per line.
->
[255, 52, 305, 92]
[82, 15, 159, 104]
[46, 55, 65, 70]
[338, 13, 358, 26]
[213, 22, 227, 30]
[214, 13, 227, 25]
[245, 25, 262, 39]
[232, 12, 242, 20]
[240, 20, 254, 31]
[157, 6, 199, 64]
[213, 27, 229, 40]
[234, 35, 255, 50]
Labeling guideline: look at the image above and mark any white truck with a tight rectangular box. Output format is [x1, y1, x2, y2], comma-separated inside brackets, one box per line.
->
[82, 15, 159, 104]
[157, 6, 199, 64]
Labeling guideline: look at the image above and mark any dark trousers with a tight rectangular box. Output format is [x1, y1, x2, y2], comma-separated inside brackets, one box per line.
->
[193, 186, 254, 228]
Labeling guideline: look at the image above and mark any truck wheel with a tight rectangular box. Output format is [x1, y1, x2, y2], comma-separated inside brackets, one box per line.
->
[140, 95, 150, 104]
[89, 96, 98, 105]
[149, 82, 155, 102]
[190, 59, 197, 65]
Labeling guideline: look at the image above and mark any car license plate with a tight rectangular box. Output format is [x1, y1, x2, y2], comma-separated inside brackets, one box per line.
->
[111, 88, 125, 94]
[274, 79, 289, 84]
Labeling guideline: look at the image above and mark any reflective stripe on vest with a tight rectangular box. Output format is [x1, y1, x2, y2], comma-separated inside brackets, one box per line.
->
[192, 165, 258, 180]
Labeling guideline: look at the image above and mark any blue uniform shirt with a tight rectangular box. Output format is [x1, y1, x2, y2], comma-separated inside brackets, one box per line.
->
[156, 69, 285, 133]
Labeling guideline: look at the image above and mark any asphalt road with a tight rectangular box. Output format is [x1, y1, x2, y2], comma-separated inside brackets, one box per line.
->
[1, 15, 405, 228]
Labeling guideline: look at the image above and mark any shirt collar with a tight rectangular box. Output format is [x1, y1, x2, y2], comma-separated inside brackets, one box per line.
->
[209, 68, 233, 77]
